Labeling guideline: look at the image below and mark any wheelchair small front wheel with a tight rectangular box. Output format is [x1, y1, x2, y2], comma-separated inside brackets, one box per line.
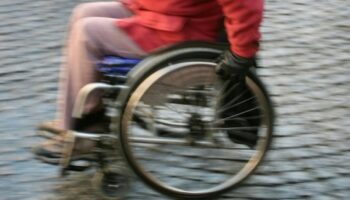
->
[92, 170, 129, 200]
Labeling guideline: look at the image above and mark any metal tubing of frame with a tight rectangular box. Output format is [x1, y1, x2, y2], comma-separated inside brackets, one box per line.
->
[71, 131, 117, 140]
[72, 83, 128, 118]
[129, 136, 219, 148]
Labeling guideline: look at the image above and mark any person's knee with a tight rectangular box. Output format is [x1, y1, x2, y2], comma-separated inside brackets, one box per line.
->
[73, 18, 101, 47]
[70, 3, 94, 24]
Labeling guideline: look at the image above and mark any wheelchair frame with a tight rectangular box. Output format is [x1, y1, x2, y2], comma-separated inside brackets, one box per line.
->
[59, 42, 274, 199]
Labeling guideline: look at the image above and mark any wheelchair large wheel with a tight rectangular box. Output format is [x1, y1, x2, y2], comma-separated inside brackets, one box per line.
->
[114, 43, 274, 199]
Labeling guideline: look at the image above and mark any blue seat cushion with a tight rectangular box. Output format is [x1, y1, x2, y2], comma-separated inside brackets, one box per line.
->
[97, 56, 142, 76]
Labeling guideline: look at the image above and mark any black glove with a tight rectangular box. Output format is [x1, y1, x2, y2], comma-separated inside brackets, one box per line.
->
[215, 51, 259, 148]
[215, 51, 255, 81]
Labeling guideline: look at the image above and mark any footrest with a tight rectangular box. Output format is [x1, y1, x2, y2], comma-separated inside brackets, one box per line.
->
[59, 131, 118, 176]
[62, 160, 93, 173]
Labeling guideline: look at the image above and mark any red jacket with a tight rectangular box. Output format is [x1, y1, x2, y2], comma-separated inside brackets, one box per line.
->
[117, 0, 263, 58]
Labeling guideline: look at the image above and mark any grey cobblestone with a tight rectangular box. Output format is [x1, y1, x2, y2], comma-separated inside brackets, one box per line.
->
[0, 0, 349, 199]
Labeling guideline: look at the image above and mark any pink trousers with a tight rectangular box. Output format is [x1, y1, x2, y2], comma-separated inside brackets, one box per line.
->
[57, 2, 147, 129]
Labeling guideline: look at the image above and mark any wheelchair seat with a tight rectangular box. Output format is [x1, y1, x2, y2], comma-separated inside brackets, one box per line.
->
[97, 56, 142, 76]
[97, 56, 142, 84]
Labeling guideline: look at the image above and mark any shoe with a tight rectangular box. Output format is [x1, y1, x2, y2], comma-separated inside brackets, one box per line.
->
[37, 120, 64, 138]
[32, 132, 65, 164]
[32, 131, 96, 165]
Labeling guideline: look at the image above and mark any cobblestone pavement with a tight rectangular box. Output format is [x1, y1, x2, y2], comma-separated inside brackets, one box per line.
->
[0, 0, 349, 199]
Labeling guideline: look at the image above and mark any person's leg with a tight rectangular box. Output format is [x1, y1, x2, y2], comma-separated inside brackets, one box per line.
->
[60, 17, 146, 130]
[56, 2, 142, 130]
[34, 3, 145, 164]
[69, 1, 133, 25]
[34, 17, 146, 164]
[39, 2, 131, 135]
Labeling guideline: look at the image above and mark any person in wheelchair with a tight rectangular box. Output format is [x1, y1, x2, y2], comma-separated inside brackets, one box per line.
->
[33, 0, 264, 164]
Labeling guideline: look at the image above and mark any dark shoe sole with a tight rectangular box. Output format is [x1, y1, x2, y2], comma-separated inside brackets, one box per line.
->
[34, 153, 96, 165]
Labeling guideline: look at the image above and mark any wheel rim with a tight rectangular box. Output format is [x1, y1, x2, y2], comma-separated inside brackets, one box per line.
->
[121, 61, 273, 197]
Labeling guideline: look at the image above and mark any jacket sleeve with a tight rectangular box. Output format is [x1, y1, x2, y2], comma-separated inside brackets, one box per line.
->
[215, 0, 264, 58]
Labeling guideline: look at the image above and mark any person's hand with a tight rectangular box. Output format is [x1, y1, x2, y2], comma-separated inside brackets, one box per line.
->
[215, 51, 259, 148]
[215, 51, 255, 81]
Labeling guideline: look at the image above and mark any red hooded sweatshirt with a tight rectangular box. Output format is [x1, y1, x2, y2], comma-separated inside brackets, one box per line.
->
[117, 0, 263, 58]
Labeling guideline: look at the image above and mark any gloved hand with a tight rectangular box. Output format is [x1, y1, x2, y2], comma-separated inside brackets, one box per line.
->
[215, 51, 255, 81]
[215, 51, 259, 148]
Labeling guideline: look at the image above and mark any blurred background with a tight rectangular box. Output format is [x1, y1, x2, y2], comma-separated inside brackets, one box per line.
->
[0, 0, 349, 199]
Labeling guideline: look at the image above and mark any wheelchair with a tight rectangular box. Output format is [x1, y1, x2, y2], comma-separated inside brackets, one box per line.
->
[57, 41, 274, 199]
